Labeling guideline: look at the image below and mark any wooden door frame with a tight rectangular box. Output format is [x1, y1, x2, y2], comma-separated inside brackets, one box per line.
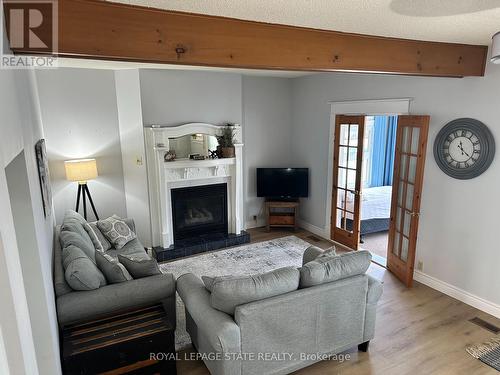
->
[326, 99, 411, 246]
[387, 115, 430, 287]
[331, 115, 365, 249]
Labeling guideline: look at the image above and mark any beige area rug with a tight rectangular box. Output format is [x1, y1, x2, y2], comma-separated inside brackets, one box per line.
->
[159, 235, 312, 351]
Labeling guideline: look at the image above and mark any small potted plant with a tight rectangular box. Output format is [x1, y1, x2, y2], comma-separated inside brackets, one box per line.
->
[216, 124, 236, 158]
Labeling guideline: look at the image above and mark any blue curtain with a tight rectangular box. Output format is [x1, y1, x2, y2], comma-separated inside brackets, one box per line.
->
[369, 116, 397, 187]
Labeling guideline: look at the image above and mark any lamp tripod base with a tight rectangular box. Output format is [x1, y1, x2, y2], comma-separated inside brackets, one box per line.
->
[75, 183, 99, 221]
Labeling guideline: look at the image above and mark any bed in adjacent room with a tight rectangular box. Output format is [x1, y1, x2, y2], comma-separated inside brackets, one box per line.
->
[344, 185, 392, 235]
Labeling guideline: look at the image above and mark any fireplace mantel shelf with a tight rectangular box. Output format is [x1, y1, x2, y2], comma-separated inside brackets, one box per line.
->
[162, 157, 235, 169]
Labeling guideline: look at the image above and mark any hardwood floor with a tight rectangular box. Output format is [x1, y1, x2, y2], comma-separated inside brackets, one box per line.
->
[176, 227, 500, 375]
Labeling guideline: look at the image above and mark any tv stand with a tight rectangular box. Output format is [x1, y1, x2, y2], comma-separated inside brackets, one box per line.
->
[265, 200, 299, 231]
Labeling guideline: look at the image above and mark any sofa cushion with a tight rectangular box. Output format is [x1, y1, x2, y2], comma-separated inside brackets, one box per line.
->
[96, 251, 132, 283]
[118, 252, 160, 279]
[84, 222, 111, 252]
[60, 230, 96, 262]
[299, 250, 372, 288]
[62, 245, 107, 291]
[60, 210, 94, 253]
[97, 215, 136, 249]
[204, 267, 300, 315]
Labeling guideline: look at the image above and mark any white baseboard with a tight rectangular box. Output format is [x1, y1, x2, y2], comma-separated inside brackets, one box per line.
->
[413, 270, 500, 319]
[297, 219, 331, 240]
[245, 219, 266, 230]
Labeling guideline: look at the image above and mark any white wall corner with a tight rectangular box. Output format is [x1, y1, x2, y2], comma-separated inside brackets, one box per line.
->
[413, 270, 500, 319]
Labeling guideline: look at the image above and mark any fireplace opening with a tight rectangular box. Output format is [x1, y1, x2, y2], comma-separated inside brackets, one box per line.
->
[171, 183, 228, 243]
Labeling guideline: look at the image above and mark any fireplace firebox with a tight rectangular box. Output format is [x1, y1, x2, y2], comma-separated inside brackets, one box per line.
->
[171, 183, 228, 243]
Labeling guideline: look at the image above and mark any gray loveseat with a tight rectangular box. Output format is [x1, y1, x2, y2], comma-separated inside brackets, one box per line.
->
[177, 246, 383, 375]
[54, 211, 176, 327]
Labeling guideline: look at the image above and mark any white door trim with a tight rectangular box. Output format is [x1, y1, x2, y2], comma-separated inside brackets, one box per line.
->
[325, 98, 412, 240]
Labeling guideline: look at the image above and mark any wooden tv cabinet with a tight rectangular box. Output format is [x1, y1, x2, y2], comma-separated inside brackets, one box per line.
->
[265, 200, 299, 231]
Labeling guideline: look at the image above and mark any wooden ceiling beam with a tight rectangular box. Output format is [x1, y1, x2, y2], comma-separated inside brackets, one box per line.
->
[8, 0, 488, 77]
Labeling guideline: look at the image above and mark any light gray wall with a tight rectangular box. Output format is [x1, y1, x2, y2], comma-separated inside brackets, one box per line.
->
[291, 62, 500, 306]
[139, 70, 294, 228]
[36, 68, 127, 224]
[140, 69, 242, 126]
[0, 66, 60, 373]
[115, 70, 151, 246]
[242, 76, 293, 226]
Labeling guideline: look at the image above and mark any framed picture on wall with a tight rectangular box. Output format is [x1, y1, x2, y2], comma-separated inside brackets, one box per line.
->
[35, 139, 52, 218]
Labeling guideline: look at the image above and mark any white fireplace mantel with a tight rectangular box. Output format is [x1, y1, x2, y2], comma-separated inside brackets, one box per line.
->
[144, 123, 244, 248]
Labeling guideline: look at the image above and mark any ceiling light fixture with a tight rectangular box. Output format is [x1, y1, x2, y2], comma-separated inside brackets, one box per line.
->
[492, 32, 500, 64]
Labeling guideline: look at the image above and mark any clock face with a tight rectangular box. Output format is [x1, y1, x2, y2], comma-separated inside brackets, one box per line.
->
[434, 118, 495, 180]
[443, 129, 481, 169]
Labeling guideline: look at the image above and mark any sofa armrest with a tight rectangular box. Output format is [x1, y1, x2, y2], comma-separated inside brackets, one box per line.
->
[367, 275, 383, 304]
[363, 274, 383, 342]
[177, 273, 241, 354]
[57, 273, 175, 326]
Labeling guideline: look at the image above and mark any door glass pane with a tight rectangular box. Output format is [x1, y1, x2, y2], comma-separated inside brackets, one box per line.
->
[411, 127, 420, 154]
[348, 147, 357, 168]
[336, 209, 344, 228]
[339, 146, 348, 167]
[406, 184, 414, 210]
[340, 124, 349, 145]
[338, 168, 347, 189]
[393, 231, 400, 255]
[345, 190, 355, 211]
[402, 127, 410, 152]
[349, 125, 358, 146]
[347, 169, 356, 190]
[396, 207, 402, 231]
[408, 156, 417, 183]
[401, 237, 409, 262]
[337, 188, 346, 210]
[400, 154, 407, 180]
[403, 210, 411, 237]
[398, 181, 404, 206]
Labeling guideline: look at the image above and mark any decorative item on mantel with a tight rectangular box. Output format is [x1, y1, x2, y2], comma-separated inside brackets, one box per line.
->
[216, 124, 237, 158]
[164, 150, 176, 162]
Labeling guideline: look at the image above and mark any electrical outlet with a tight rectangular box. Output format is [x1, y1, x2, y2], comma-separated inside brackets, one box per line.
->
[417, 261, 423, 271]
[136, 156, 143, 166]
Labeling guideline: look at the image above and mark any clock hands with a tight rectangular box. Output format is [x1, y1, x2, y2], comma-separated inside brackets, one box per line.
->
[457, 141, 471, 158]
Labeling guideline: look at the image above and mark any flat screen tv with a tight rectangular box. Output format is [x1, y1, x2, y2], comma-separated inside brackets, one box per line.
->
[257, 168, 309, 199]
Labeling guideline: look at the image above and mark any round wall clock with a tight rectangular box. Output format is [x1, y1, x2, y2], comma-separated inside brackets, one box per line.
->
[434, 118, 495, 179]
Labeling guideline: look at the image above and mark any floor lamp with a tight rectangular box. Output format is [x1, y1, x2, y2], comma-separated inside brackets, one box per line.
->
[65, 159, 99, 220]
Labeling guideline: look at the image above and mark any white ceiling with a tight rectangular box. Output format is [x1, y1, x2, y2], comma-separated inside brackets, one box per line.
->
[107, 0, 500, 45]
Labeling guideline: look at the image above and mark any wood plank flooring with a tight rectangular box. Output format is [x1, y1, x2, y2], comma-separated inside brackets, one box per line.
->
[176, 227, 500, 375]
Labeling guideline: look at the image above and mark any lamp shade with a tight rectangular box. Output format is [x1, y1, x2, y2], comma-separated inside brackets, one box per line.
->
[65, 159, 98, 182]
[492, 32, 500, 64]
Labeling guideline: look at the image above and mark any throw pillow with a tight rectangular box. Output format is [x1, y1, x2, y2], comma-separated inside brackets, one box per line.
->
[299, 250, 372, 288]
[95, 251, 132, 283]
[62, 245, 107, 291]
[59, 230, 96, 262]
[97, 215, 136, 249]
[84, 222, 112, 252]
[302, 246, 337, 266]
[204, 267, 300, 315]
[118, 252, 161, 279]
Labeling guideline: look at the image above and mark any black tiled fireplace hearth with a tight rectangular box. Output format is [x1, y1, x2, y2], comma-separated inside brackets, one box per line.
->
[154, 183, 250, 262]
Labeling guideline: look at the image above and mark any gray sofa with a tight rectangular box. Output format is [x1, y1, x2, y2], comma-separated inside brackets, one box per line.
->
[54, 211, 176, 327]
[177, 246, 383, 375]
